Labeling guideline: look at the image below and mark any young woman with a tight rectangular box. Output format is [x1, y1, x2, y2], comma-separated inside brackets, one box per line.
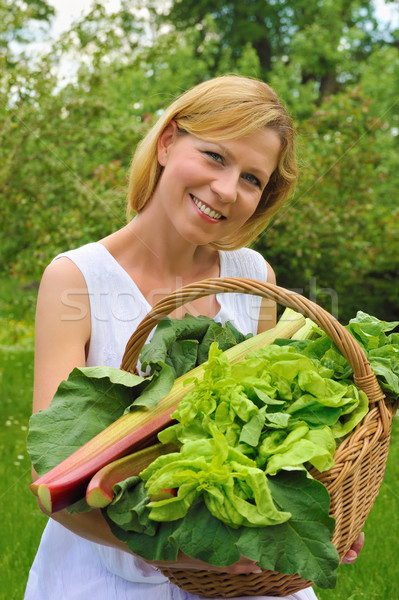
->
[25, 75, 362, 600]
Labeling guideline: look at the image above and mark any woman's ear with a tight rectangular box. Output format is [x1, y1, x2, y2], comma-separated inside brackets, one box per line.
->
[157, 121, 178, 166]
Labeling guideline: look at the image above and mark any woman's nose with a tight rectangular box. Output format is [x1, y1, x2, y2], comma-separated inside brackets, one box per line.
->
[210, 169, 239, 203]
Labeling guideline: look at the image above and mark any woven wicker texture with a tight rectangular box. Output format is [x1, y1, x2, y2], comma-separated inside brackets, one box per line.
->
[120, 277, 396, 598]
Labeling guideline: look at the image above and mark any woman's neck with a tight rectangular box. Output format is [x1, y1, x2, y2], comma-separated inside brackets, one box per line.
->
[99, 217, 221, 316]
[100, 217, 219, 285]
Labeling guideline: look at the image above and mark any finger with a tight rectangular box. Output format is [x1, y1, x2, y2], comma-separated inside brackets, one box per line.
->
[341, 531, 365, 564]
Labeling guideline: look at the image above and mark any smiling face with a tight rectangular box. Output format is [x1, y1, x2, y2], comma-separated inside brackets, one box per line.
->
[150, 122, 282, 247]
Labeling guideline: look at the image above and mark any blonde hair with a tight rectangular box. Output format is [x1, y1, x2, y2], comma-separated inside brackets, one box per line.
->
[126, 75, 297, 249]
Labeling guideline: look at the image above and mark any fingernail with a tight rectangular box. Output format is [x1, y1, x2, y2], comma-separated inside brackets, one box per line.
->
[344, 556, 356, 563]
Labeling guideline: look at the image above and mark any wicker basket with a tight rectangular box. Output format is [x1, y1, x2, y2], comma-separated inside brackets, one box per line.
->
[120, 277, 396, 598]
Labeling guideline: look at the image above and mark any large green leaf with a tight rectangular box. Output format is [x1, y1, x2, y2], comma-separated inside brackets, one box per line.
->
[170, 498, 242, 566]
[237, 470, 339, 589]
[27, 366, 150, 476]
[139, 314, 249, 378]
[106, 478, 157, 534]
[104, 511, 179, 562]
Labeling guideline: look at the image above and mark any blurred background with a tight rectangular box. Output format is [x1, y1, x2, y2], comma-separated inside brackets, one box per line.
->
[1, 0, 398, 324]
[0, 2, 398, 598]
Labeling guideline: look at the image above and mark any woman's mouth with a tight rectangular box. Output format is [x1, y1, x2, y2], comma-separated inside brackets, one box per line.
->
[190, 195, 224, 221]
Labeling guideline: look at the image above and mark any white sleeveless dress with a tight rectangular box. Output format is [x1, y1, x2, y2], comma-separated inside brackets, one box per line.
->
[24, 242, 318, 600]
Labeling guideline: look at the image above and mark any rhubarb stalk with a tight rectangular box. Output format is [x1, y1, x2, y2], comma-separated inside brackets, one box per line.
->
[86, 442, 177, 508]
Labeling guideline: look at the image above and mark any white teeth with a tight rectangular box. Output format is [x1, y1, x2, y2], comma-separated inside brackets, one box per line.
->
[192, 196, 222, 220]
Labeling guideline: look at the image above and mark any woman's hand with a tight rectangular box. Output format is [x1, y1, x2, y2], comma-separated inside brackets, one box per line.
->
[341, 532, 365, 564]
[154, 533, 365, 574]
[153, 552, 262, 574]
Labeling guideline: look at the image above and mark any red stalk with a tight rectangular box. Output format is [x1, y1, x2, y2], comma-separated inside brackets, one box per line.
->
[31, 407, 177, 513]
[86, 442, 177, 508]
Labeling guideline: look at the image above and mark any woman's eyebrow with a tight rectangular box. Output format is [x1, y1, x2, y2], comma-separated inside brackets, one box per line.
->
[214, 142, 271, 180]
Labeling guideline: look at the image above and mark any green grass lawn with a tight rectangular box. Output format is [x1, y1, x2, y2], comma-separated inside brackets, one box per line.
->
[0, 278, 46, 600]
[0, 347, 48, 600]
[0, 277, 398, 599]
[315, 415, 399, 600]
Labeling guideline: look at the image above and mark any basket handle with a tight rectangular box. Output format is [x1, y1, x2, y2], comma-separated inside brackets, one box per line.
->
[120, 277, 384, 404]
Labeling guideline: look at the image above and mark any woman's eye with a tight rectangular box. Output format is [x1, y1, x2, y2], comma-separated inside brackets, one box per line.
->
[242, 173, 261, 188]
[205, 151, 224, 163]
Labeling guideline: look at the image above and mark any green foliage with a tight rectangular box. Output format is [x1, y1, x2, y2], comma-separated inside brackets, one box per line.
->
[0, 0, 54, 50]
[254, 71, 399, 322]
[161, 0, 386, 98]
[1, 0, 398, 323]
[1, 12, 252, 279]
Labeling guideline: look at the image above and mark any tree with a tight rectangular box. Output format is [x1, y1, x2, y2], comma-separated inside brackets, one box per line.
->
[0, 0, 56, 272]
[159, 0, 388, 101]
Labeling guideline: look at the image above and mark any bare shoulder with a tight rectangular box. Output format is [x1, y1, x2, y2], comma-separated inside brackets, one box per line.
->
[265, 260, 276, 285]
[39, 255, 86, 289]
[37, 257, 89, 318]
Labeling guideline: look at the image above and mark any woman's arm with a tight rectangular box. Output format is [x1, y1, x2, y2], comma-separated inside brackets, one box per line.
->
[33, 258, 90, 414]
[32, 257, 134, 550]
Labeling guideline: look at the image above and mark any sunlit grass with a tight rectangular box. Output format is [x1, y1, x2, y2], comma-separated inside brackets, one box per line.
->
[0, 278, 36, 349]
[315, 415, 399, 600]
[0, 279, 46, 600]
[0, 347, 48, 600]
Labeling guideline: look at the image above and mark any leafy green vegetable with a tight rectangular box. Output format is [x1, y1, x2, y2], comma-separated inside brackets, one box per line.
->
[106, 476, 157, 535]
[141, 429, 291, 528]
[140, 314, 250, 378]
[237, 470, 339, 589]
[126, 361, 175, 410]
[158, 342, 368, 468]
[258, 424, 336, 475]
[167, 498, 242, 566]
[104, 505, 180, 562]
[280, 311, 399, 399]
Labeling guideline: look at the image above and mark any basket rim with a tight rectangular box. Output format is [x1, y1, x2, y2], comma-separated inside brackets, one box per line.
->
[120, 277, 390, 437]
[121, 277, 378, 385]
